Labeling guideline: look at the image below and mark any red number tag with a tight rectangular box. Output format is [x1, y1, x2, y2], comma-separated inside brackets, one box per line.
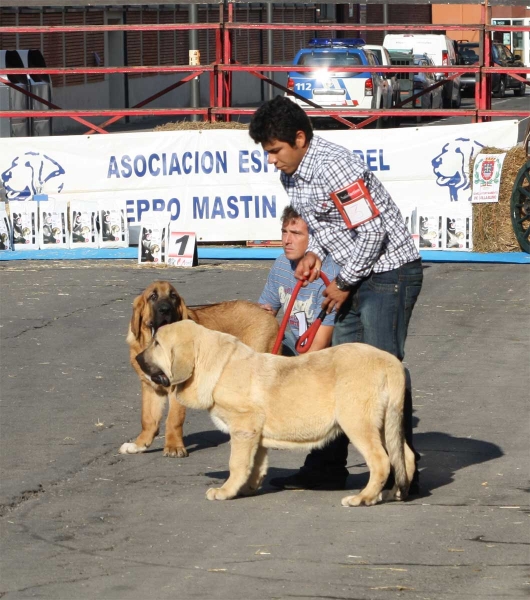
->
[330, 179, 380, 229]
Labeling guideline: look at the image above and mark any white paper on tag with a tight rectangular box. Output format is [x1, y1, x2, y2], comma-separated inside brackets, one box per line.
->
[0, 202, 13, 251]
[39, 199, 70, 248]
[343, 198, 374, 225]
[98, 199, 129, 248]
[418, 213, 443, 249]
[69, 201, 99, 248]
[12, 201, 39, 250]
[138, 222, 168, 264]
[294, 311, 308, 336]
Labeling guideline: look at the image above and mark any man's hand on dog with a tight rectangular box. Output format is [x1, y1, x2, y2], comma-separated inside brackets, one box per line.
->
[260, 303, 276, 314]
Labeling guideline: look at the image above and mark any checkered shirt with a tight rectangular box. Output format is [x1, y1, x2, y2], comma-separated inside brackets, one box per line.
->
[280, 135, 420, 286]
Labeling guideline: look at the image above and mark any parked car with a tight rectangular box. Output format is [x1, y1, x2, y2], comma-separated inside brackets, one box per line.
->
[412, 54, 444, 118]
[286, 38, 394, 125]
[457, 42, 482, 96]
[457, 41, 527, 97]
[383, 33, 461, 108]
[363, 44, 401, 125]
[492, 42, 527, 97]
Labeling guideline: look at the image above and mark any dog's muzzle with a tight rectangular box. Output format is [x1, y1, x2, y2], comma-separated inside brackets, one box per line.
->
[152, 301, 179, 332]
[136, 351, 170, 388]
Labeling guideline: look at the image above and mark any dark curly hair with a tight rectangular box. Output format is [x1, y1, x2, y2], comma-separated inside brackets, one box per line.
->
[249, 95, 313, 146]
[281, 205, 302, 225]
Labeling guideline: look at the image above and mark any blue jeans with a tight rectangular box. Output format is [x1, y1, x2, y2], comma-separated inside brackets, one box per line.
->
[303, 259, 423, 476]
[281, 330, 298, 357]
[332, 258, 423, 358]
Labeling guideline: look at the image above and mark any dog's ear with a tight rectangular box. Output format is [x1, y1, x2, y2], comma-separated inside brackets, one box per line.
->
[178, 297, 190, 320]
[170, 339, 195, 384]
[130, 293, 146, 340]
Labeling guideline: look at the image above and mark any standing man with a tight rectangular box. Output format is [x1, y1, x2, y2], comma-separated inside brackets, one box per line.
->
[249, 96, 423, 494]
[259, 206, 340, 356]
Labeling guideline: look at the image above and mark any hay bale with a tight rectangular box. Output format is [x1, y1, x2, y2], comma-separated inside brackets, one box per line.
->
[154, 121, 249, 132]
[471, 145, 527, 253]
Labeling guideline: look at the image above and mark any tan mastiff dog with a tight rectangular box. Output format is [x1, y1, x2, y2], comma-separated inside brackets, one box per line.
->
[136, 320, 416, 507]
[121, 281, 279, 458]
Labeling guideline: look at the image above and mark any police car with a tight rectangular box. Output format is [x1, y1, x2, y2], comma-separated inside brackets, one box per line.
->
[286, 38, 392, 115]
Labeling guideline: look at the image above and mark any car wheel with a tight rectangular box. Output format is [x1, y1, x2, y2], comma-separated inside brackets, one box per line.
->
[513, 80, 526, 97]
[452, 87, 461, 108]
[376, 98, 385, 129]
[391, 94, 401, 128]
[510, 161, 530, 253]
[493, 77, 506, 98]
[442, 86, 451, 108]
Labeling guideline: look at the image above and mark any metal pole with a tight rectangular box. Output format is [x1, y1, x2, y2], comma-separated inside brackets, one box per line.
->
[123, 8, 130, 124]
[189, 3, 200, 122]
[383, 4, 389, 40]
[267, 2, 273, 101]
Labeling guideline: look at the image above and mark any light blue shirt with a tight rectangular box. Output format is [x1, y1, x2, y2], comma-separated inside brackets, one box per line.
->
[259, 253, 340, 340]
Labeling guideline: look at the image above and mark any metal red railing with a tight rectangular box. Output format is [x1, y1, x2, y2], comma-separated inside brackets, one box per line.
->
[0, 17, 528, 133]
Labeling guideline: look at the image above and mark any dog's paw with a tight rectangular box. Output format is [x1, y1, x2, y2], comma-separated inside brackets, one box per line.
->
[341, 493, 380, 507]
[119, 442, 147, 455]
[381, 487, 398, 503]
[206, 487, 234, 501]
[163, 446, 189, 458]
[239, 484, 259, 497]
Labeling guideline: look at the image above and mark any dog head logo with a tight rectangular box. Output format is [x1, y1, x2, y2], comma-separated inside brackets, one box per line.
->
[1, 152, 65, 200]
[431, 138, 484, 202]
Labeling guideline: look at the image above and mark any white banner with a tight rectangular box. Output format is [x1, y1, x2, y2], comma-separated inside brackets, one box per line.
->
[0, 121, 518, 243]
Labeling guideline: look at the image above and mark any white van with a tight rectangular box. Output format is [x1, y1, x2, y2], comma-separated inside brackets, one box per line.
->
[383, 34, 461, 108]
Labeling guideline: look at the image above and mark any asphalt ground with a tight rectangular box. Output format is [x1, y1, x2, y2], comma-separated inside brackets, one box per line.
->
[0, 258, 529, 600]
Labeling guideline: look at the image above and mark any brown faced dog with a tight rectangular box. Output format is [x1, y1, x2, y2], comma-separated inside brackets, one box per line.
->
[136, 321, 416, 507]
[120, 281, 279, 457]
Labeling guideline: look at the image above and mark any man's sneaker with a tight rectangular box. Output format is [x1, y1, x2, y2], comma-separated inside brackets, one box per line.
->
[268, 470, 348, 491]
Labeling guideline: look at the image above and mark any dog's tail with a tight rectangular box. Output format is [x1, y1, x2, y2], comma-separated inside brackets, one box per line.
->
[384, 361, 409, 500]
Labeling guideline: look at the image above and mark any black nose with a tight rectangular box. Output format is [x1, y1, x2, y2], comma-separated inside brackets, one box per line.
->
[151, 372, 170, 387]
[158, 304, 171, 315]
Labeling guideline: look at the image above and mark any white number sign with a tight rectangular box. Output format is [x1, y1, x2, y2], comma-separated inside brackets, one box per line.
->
[167, 230, 197, 267]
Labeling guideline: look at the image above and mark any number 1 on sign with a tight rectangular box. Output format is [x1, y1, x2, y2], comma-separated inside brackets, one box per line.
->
[167, 230, 197, 267]
[173, 234, 190, 256]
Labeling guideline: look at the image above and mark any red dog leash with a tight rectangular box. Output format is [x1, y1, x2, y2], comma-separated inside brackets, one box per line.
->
[272, 271, 331, 355]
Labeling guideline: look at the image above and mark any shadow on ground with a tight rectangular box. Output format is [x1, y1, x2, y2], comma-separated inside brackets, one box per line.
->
[189, 429, 503, 500]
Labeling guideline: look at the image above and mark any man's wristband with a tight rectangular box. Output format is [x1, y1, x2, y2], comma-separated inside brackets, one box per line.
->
[335, 275, 351, 291]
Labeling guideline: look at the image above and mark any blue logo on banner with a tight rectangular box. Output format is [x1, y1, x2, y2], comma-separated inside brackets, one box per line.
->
[1, 152, 65, 200]
[432, 138, 484, 202]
